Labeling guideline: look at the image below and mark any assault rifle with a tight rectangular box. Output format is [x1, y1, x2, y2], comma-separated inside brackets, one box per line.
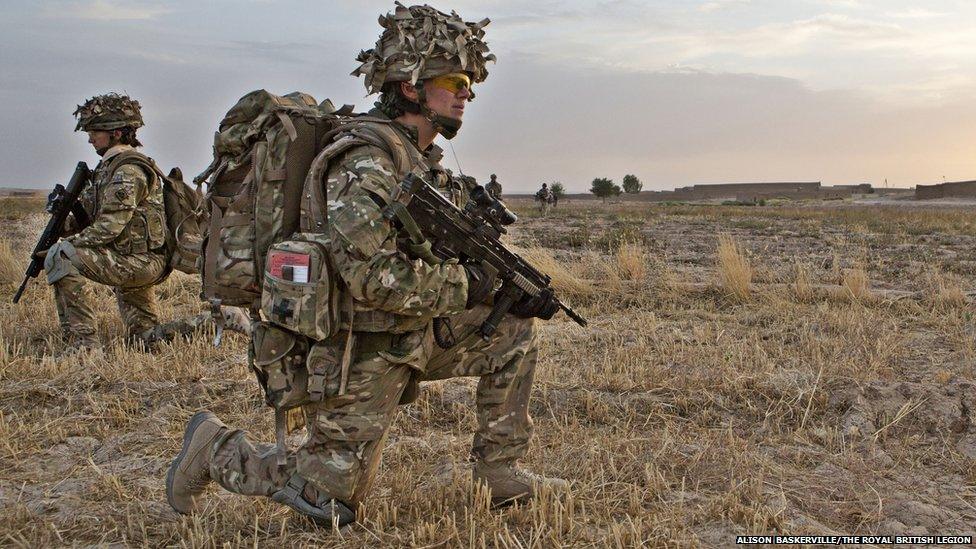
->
[13, 162, 92, 304]
[383, 172, 587, 341]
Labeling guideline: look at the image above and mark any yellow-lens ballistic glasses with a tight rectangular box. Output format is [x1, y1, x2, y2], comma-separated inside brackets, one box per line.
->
[427, 73, 472, 95]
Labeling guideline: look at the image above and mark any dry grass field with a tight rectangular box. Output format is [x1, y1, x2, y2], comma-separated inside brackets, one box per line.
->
[1, 196, 975, 547]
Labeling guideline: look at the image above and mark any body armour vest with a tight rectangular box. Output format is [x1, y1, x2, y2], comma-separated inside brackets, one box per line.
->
[301, 113, 468, 333]
[82, 146, 167, 255]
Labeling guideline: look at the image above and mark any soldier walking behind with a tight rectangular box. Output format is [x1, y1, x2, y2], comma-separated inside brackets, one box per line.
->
[535, 182, 554, 216]
[486, 173, 503, 199]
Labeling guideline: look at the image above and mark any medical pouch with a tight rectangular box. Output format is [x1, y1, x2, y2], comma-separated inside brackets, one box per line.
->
[261, 233, 340, 341]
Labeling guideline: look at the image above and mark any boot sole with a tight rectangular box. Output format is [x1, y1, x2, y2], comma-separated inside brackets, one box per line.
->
[166, 410, 215, 514]
[491, 495, 529, 508]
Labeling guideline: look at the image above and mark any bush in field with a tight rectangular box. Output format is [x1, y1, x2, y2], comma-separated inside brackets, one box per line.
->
[590, 177, 621, 202]
[622, 174, 642, 194]
[842, 265, 873, 302]
[614, 240, 648, 281]
[717, 234, 752, 300]
[550, 182, 565, 201]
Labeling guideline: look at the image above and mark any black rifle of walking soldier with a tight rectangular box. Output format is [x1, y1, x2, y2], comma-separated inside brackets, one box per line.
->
[13, 162, 92, 304]
[382, 173, 587, 347]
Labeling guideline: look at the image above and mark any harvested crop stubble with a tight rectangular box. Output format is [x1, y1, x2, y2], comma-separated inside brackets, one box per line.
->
[3, 197, 976, 545]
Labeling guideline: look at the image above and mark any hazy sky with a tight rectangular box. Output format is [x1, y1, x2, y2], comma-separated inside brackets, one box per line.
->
[2, 0, 975, 192]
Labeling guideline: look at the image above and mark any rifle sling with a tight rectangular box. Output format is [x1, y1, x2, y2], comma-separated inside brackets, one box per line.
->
[70, 201, 91, 229]
[384, 201, 439, 265]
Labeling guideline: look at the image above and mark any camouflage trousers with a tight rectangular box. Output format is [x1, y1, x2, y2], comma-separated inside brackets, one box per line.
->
[210, 305, 538, 505]
[537, 200, 553, 217]
[44, 240, 167, 344]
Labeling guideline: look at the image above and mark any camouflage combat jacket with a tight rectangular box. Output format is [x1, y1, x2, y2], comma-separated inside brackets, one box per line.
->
[305, 111, 469, 334]
[68, 145, 166, 254]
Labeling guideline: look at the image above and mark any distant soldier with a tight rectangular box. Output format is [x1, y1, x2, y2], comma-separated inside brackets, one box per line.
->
[535, 182, 554, 215]
[485, 173, 503, 199]
[43, 93, 245, 351]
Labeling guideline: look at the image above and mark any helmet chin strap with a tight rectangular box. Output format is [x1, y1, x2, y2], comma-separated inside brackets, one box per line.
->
[415, 85, 462, 140]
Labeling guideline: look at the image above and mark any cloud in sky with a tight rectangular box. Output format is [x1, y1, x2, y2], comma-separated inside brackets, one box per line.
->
[2, 0, 975, 191]
[698, 0, 751, 14]
[41, 0, 171, 21]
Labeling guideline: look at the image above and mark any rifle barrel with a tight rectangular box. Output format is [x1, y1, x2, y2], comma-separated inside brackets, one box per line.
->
[12, 278, 29, 304]
[11, 161, 90, 304]
[560, 303, 588, 327]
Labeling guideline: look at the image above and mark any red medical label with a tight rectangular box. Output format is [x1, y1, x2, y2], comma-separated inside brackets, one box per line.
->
[269, 251, 310, 278]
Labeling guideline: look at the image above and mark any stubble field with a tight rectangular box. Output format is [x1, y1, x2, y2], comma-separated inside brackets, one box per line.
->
[1, 195, 974, 547]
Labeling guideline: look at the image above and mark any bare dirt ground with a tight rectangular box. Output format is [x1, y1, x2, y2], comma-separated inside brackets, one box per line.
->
[1, 196, 975, 547]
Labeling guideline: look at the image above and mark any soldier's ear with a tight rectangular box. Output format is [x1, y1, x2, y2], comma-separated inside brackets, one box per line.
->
[400, 81, 420, 103]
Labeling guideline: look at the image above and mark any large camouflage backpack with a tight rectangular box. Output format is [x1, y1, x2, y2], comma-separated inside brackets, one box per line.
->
[105, 150, 205, 275]
[194, 90, 354, 310]
[196, 90, 361, 458]
[197, 90, 437, 460]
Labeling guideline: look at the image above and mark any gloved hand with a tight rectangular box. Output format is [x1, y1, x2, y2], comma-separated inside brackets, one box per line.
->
[510, 288, 559, 320]
[464, 262, 496, 309]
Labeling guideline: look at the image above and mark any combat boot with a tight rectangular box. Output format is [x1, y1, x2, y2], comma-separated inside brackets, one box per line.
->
[166, 410, 228, 514]
[270, 474, 357, 528]
[58, 333, 103, 357]
[473, 462, 570, 506]
[66, 330, 100, 350]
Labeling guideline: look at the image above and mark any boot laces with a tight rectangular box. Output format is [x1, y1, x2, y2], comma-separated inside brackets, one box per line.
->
[185, 469, 212, 492]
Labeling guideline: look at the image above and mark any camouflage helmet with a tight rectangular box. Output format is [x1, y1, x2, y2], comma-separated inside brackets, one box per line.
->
[352, 2, 496, 94]
[73, 93, 144, 132]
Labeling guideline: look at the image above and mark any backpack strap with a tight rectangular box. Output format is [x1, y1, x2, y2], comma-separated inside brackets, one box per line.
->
[346, 119, 419, 178]
[300, 118, 424, 233]
[104, 149, 161, 189]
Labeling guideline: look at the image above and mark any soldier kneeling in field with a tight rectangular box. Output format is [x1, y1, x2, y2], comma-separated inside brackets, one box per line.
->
[42, 93, 246, 351]
[166, 4, 569, 528]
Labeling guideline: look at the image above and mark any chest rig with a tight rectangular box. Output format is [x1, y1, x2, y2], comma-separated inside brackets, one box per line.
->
[85, 150, 167, 254]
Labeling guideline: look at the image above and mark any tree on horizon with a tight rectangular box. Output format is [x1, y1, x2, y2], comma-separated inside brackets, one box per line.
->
[623, 174, 643, 194]
[591, 177, 621, 202]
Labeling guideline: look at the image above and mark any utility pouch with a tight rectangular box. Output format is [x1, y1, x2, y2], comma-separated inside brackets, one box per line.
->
[250, 321, 312, 409]
[250, 321, 312, 466]
[306, 342, 343, 402]
[261, 233, 340, 341]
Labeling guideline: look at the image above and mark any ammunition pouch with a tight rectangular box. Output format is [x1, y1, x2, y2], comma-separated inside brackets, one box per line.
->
[250, 321, 348, 466]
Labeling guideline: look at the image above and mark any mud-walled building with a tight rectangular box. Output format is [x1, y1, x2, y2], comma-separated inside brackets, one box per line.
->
[677, 182, 820, 200]
[915, 180, 976, 200]
[637, 182, 870, 202]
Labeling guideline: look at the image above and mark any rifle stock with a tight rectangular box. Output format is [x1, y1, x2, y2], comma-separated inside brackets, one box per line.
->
[13, 162, 92, 304]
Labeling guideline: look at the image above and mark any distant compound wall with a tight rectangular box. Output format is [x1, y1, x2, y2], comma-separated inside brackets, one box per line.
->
[915, 180, 976, 200]
[915, 184, 944, 199]
[735, 188, 853, 203]
[563, 181, 874, 202]
[670, 182, 821, 199]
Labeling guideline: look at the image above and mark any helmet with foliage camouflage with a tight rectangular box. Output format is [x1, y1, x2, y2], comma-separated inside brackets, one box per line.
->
[352, 2, 495, 94]
[73, 93, 144, 132]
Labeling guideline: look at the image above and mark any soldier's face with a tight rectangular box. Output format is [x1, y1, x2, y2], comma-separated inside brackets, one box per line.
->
[423, 74, 471, 121]
[86, 130, 113, 155]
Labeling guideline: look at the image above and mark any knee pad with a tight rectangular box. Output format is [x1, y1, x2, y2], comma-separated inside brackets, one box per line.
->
[44, 241, 82, 285]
